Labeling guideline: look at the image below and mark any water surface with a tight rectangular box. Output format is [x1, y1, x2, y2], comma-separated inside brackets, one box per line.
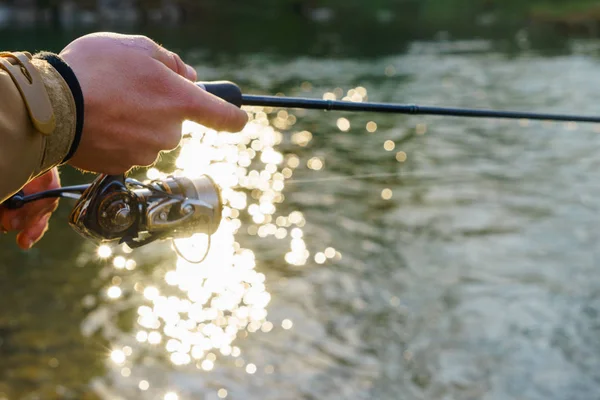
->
[3, 31, 600, 400]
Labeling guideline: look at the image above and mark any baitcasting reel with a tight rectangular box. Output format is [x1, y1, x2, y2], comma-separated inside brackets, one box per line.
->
[5, 174, 223, 262]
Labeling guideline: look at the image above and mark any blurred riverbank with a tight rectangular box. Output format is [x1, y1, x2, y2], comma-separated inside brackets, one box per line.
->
[3, 0, 600, 40]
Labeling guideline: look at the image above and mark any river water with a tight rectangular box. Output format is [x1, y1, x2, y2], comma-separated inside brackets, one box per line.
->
[3, 30, 600, 400]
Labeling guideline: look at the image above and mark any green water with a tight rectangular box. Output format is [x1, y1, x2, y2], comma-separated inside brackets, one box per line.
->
[4, 22, 600, 400]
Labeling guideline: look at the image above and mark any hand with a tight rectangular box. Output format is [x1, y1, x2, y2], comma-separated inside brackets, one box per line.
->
[59, 32, 248, 175]
[0, 168, 60, 250]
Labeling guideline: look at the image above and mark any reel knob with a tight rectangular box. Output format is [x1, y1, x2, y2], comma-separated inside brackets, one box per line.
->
[69, 174, 140, 241]
[98, 192, 135, 234]
[114, 206, 132, 226]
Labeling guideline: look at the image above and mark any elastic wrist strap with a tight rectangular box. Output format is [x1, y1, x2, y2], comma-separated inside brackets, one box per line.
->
[35, 52, 84, 163]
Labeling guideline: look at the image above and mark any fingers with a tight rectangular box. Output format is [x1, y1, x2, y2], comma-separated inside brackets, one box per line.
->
[62, 32, 248, 176]
[1, 208, 22, 232]
[16, 213, 51, 250]
[0, 168, 60, 249]
[0, 193, 58, 231]
[0, 199, 56, 250]
[27, 168, 60, 193]
[152, 45, 197, 81]
[1, 196, 57, 230]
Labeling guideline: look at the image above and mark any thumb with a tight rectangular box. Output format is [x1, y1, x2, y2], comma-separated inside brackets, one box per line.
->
[175, 77, 248, 132]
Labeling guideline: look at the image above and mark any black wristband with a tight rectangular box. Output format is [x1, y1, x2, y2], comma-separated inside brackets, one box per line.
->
[34, 52, 84, 163]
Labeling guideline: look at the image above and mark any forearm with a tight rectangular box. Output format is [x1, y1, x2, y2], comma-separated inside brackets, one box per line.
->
[0, 53, 79, 202]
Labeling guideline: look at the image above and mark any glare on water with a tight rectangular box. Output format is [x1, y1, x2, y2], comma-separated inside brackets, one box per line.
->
[130, 116, 282, 367]
[89, 93, 380, 396]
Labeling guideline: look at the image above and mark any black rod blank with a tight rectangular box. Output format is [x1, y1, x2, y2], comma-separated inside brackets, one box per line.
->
[199, 81, 600, 124]
[242, 95, 600, 123]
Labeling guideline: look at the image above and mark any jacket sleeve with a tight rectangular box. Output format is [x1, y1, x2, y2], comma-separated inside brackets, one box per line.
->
[0, 52, 78, 202]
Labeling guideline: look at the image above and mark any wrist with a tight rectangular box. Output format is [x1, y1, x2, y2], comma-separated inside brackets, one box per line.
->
[34, 52, 84, 163]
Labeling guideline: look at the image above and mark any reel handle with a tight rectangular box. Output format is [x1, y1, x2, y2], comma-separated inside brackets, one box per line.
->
[196, 81, 243, 108]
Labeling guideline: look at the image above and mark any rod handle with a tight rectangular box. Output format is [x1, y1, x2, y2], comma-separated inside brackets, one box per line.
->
[4, 190, 25, 209]
[196, 81, 243, 108]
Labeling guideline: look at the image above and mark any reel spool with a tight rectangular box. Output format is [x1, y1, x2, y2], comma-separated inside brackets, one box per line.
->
[68, 174, 222, 262]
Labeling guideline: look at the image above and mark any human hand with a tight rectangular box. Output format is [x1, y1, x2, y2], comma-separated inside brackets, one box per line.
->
[59, 32, 248, 175]
[0, 168, 60, 250]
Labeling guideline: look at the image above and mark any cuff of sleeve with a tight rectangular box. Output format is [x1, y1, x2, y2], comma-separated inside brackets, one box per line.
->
[28, 57, 76, 174]
[34, 52, 84, 163]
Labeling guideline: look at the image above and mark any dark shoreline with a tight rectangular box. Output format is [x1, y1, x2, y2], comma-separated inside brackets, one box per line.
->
[2, 1, 600, 59]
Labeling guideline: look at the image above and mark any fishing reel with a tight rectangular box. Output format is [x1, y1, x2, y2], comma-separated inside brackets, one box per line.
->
[5, 173, 222, 262]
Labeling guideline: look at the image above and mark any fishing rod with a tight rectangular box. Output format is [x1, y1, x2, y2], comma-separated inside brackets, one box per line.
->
[5, 80, 600, 258]
[199, 81, 600, 123]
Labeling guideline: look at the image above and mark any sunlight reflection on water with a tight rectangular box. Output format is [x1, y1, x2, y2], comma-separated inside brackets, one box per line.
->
[89, 92, 370, 396]
[24, 39, 600, 400]
[86, 70, 600, 398]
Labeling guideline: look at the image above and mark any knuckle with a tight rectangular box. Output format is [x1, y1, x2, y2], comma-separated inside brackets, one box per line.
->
[135, 34, 152, 42]
[182, 93, 201, 115]
[133, 34, 155, 47]
[162, 51, 178, 71]
[172, 53, 183, 72]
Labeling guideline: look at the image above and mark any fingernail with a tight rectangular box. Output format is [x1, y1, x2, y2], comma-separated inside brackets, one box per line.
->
[24, 238, 33, 250]
[10, 217, 22, 231]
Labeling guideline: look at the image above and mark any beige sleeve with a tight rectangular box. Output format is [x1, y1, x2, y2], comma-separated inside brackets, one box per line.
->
[0, 53, 76, 202]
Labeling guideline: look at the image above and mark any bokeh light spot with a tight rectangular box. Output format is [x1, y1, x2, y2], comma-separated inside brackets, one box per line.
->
[201, 359, 215, 371]
[325, 247, 336, 258]
[381, 188, 393, 200]
[107, 286, 122, 299]
[113, 256, 126, 269]
[307, 157, 324, 170]
[366, 121, 378, 133]
[337, 118, 351, 132]
[110, 350, 125, 365]
[97, 245, 112, 258]
[315, 252, 326, 264]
